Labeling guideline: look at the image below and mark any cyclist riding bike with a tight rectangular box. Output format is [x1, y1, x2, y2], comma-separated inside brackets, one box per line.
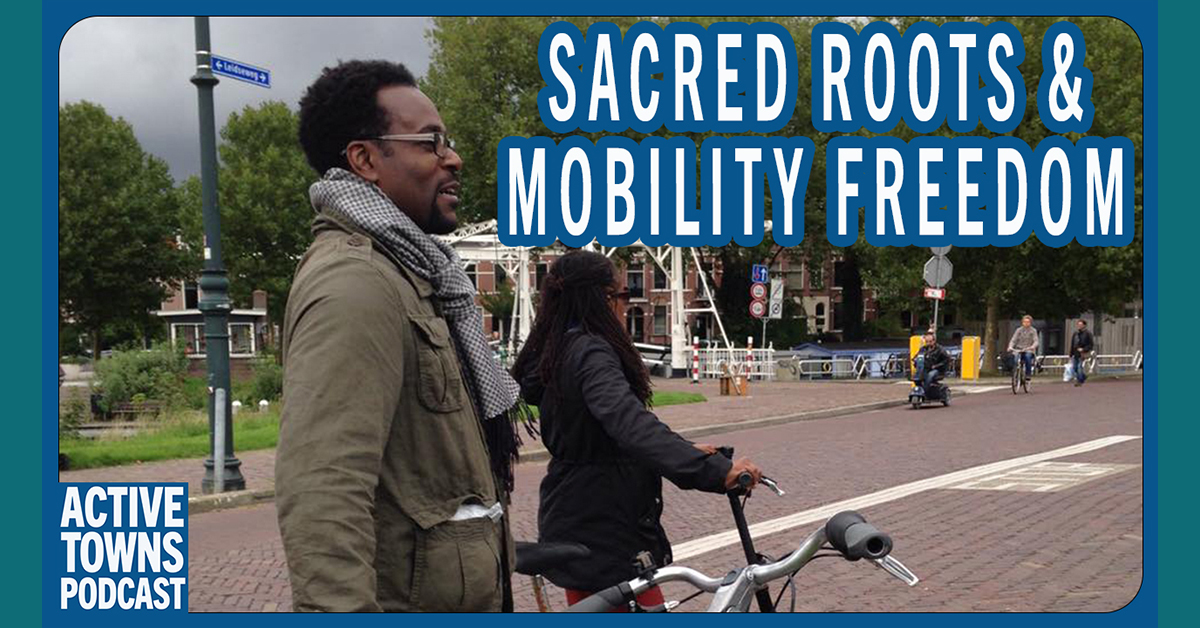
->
[914, 331, 950, 392]
[1006, 315, 1040, 380]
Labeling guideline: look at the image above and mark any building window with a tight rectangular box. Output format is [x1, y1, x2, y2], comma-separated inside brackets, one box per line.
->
[809, 266, 824, 290]
[174, 323, 206, 356]
[495, 265, 508, 288]
[833, 261, 845, 288]
[536, 262, 549, 291]
[833, 301, 846, 331]
[626, 307, 645, 342]
[465, 263, 477, 289]
[627, 264, 645, 299]
[815, 302, 826, 331]
[653, 266, 668, 290]
[230, 323, 254, 355]
[653, 305, 668, 336]
[184, 281, 199, 309]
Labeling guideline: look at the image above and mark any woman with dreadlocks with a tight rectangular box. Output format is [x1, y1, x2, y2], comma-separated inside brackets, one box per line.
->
[513, 250, 762, 609]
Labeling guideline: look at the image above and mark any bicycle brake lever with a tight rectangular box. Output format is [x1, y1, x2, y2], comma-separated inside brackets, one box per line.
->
[872, 555, 920, 587]
[759, 476, 785, 497]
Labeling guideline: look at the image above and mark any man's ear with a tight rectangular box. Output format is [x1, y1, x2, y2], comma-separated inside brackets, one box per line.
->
[344, 141, 380, 183]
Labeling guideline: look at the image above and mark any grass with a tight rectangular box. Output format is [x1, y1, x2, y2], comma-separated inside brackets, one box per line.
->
[60, 409, 280, 471]
[60, 390, 708, 470]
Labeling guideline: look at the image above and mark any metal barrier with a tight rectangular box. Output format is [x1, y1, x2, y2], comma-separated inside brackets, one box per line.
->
[696, 347, 776, 381]
[1024, 351, 1142, 375]
[774, 353, 914, 381]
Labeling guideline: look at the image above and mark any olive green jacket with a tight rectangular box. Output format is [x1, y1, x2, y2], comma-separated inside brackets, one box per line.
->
[276, 214, 508, 612]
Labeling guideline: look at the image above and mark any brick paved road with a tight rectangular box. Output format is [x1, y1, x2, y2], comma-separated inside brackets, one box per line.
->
[186, 378, 1143, 612]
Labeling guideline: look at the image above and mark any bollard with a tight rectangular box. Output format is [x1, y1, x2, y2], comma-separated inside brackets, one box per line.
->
[259, 399, 269, 412]
[691, 336, 700, 384]
[231, 400, 241, 416]
[214, 389, 226, 494]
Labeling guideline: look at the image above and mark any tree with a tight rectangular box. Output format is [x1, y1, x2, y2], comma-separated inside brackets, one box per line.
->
[180, 102, 315, 338]
[59, 101, 194, 358]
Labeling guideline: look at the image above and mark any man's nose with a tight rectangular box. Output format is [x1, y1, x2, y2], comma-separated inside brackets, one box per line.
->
[442, 146, 463, 171]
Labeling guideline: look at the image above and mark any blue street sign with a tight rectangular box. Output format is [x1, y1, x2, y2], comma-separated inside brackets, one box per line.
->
[211, 54, 270, 88]
[752, 264, 769, 284]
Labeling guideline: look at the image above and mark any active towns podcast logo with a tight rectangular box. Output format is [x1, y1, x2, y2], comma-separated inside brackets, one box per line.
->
[56, 483, 188, 612]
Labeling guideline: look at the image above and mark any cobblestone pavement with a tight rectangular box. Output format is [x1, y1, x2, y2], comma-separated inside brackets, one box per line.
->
[180, 378, 1143, 612]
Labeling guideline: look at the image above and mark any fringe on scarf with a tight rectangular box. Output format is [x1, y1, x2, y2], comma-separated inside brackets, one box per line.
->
[486, 401, 540, 493]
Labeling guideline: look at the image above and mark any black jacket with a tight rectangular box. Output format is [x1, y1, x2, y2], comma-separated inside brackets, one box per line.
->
[915, 344, 951, 374]
[518, 331, 732, 591]
[1070, 328, 1095, 354]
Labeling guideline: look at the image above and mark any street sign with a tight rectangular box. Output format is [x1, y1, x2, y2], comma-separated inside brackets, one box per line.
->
[750, 299, 767, 318]
[751, 264, 769, 284]
[924, 287, 946, 300]
[769, 279, 784, 319]
[211, 54, 271, 88]
[750, 283, 767, 300]
[931, 245, 952, 256]
[923, 256, 953, 288]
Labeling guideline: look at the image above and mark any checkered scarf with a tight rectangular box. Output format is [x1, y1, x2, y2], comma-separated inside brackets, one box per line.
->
[309, 168, 532, 489]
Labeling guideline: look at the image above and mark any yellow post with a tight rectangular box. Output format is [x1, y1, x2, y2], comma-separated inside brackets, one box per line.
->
[910, 335, 923, 364]
[961, 336, 980, 380]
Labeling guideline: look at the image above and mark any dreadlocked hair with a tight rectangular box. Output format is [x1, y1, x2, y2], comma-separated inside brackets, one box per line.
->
[513, 250, 653, 406]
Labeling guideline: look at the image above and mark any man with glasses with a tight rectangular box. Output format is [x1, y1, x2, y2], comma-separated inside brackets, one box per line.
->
[277, 60, 524, 612]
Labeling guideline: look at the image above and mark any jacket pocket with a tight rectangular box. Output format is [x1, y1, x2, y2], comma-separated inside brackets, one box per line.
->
[410, 517, 502, 612]
[410, 316, 466, 413]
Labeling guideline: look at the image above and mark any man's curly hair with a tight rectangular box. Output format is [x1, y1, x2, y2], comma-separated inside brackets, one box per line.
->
[298, 60, 416, 176]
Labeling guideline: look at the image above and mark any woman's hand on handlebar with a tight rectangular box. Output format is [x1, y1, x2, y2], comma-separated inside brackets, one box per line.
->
[725, 458, 762, 490]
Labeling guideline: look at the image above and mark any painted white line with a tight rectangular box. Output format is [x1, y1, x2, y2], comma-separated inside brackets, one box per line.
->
[672, 435, 1141, 561]
[960, 385, 1011, 394]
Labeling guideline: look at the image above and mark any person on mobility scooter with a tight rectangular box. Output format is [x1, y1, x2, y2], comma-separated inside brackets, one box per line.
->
[910, 331, 951, 408]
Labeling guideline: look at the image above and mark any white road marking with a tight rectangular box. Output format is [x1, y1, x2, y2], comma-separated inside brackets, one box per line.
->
[948, 462, 1138, 492]
[672, 435, 1141, 561]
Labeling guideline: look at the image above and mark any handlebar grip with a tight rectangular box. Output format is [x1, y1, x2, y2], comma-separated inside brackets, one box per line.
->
[565, 584, 633, 613]
[825, 511, 893, 561]
[737, 472, 754, 489]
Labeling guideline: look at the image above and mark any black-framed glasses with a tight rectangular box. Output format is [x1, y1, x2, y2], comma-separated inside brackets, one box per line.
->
[372, 132, 457, 158]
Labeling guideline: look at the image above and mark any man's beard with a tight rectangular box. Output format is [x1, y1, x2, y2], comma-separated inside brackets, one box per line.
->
[427, 201, 458, 235]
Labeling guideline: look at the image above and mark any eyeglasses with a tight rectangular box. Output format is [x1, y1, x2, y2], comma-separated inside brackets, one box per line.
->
[607, 289, 630, 302]
[372, 132, 457, 158]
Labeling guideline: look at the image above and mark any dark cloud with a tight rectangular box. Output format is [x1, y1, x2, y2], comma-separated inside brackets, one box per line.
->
[59, 16, 433, 182]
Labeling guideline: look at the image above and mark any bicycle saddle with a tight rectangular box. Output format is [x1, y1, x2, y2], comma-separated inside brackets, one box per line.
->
[514, 541, 592, 576]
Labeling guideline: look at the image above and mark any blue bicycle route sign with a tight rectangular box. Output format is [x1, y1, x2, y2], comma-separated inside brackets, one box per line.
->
[211, 54, 270, 88]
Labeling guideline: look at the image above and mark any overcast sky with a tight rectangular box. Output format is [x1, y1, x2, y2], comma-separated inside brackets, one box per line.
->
[59, 17, 435, 182]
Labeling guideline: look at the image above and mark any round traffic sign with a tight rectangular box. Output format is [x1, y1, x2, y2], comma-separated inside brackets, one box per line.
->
[750, 283, 767, 300]
[750, 299, 767, 318]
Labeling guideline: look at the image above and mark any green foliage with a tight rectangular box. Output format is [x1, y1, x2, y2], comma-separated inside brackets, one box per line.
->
[246, 351, 284, 404]
[58, 409, 281, 470]
[180, 102, 314, 337]
[480, 283, 515, 339]
[92, 343, 189, 412]
[59, 101, 195, 357]
[59, 395, 88, 440]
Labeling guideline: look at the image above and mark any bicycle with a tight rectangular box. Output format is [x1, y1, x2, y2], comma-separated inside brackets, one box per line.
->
[517, 447, 919, 612]
[1009, 350, 1034, 394]
[565, 507, 918, 612]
